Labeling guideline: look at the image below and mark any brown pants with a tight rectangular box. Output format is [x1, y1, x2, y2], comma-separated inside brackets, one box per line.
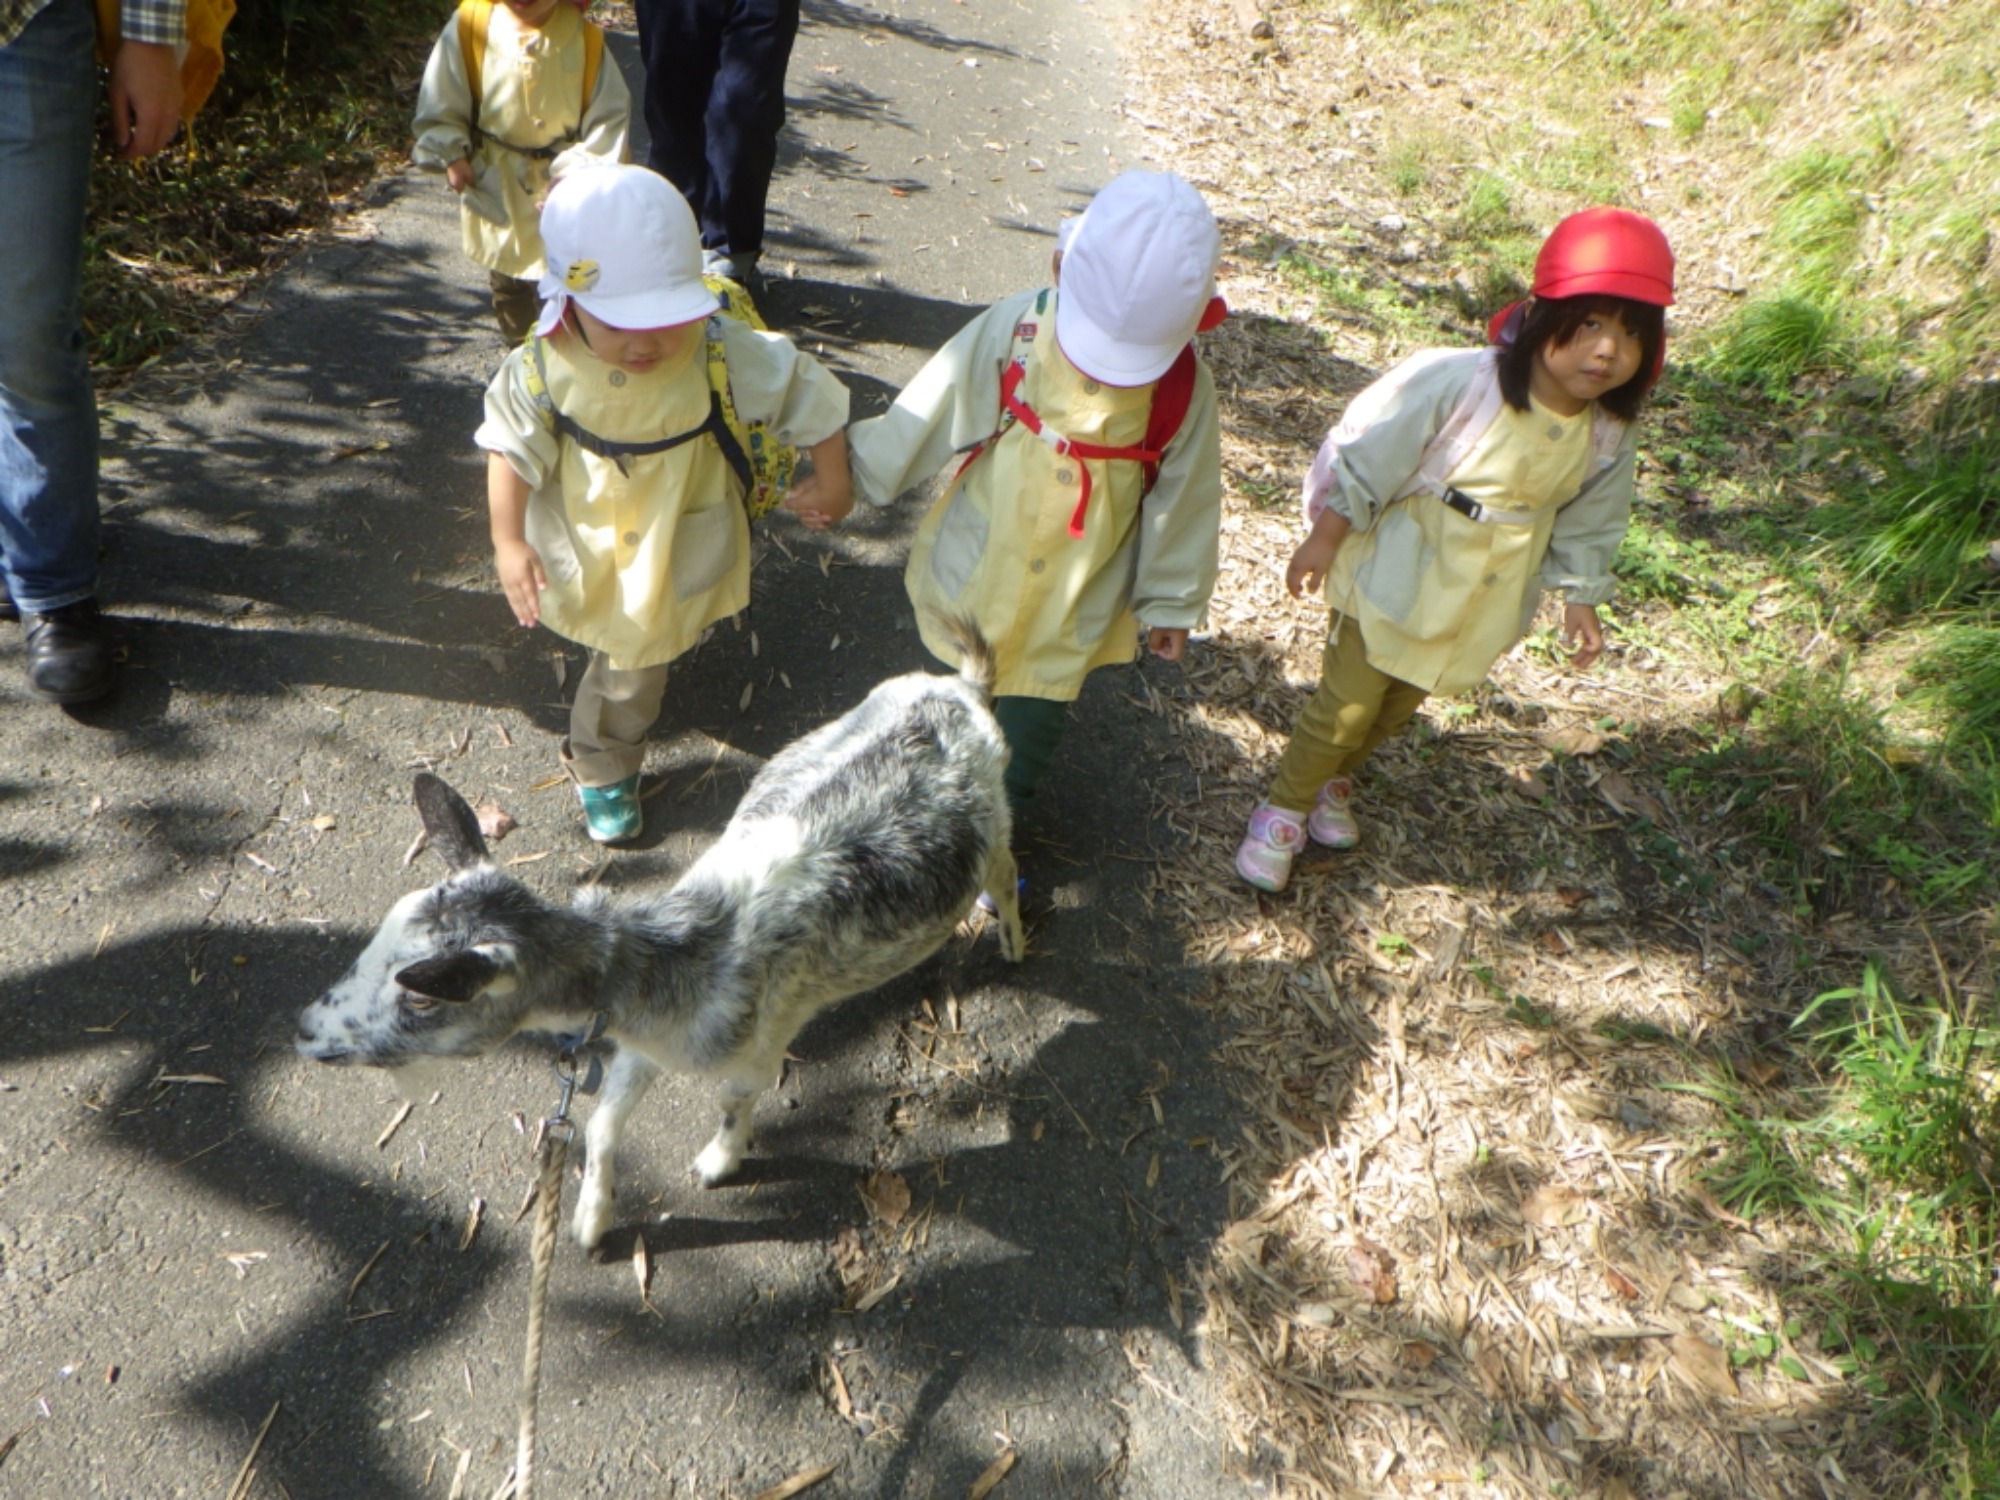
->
[490, 271, 540, 346]
[1267, 614, 1428, 812]
[563, 652, 670, 787]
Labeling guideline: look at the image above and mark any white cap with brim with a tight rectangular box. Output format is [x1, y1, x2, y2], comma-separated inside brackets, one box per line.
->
[1054, 170, 1220, 387]
[533, 164, 720, 337]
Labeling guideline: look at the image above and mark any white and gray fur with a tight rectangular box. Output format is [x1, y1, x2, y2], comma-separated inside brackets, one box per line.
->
[296, 623, 1025, 1250]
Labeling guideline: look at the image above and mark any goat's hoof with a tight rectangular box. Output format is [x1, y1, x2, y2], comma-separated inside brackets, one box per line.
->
[999, 918, 1026, 963]
[573, 1195, 613, 1251]
[692, 1141, 742, 1186]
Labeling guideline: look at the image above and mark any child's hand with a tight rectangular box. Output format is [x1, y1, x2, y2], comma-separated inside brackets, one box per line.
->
[1287, 507, 1354, 597]
[1286, 531, 1340, 597]
[783, 470, 854, 531]
[495, 539, 547, 628]
[1561, 603, 1605, 670]
[446, 158, 475, 193]
[1146, 627, 1189, 663]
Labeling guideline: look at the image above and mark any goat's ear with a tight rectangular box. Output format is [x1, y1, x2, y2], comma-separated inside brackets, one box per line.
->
[413, 773, 488, 872]
[396, 949, 503, 1004]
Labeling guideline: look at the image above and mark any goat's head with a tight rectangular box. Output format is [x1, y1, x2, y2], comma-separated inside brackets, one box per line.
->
[296, 774, 540, 1070]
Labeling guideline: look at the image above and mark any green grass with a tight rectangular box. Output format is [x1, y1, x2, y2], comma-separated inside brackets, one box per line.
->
[1808, 435, 2000, 615]
[1682, 964, 2000, 1491]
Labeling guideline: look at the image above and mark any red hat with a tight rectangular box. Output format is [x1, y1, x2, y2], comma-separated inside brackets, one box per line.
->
[1532, 207, 1675, 307]
[1487, 207, 1675, 377]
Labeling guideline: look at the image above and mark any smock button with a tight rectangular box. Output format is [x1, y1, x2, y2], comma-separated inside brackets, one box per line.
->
[1483, 573, 1499, 586]
[607, 370, 626, 387]
[1030, 558, 1046, 574]
[1056, 467, 1074, 484]
[624, 531, 640, 546]
[1083, 380, 1100, 395]
[1547, 424, 1564, 440]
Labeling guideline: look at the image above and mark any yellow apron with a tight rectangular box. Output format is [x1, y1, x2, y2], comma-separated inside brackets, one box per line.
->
[905, 319, 1155, 701]
[523, 334, 750, 672]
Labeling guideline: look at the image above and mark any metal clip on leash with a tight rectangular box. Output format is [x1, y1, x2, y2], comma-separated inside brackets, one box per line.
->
[506, 1015, 607, 1500]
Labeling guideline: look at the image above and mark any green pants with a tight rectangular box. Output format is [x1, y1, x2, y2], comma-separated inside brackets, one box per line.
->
[1268, 614, 1428, 812]
[993, 694, 1071, 814]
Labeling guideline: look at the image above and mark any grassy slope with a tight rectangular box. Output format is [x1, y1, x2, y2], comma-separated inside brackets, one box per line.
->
[1123, 0, 2000, 1495]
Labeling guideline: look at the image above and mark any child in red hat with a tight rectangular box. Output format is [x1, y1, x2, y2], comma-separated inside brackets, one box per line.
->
[1236, 207, 1675, 893]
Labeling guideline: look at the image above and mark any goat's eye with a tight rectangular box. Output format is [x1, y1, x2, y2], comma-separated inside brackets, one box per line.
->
[402, 993, 438, 1013]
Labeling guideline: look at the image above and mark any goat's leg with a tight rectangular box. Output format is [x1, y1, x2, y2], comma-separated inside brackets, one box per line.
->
[574, 1047, 661, 1250]
[693, 1072, 767, 1186]
[983, 843, 1027, 962]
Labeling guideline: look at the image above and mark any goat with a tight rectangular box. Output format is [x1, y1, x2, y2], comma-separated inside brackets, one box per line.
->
[295, 623, 1025, 1250]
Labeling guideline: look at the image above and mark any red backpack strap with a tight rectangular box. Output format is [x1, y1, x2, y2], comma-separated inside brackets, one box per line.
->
[1139, 344, 1196, 495]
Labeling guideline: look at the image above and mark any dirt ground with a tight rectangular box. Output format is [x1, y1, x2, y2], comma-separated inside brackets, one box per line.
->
[1115, 3, 1997, 1497]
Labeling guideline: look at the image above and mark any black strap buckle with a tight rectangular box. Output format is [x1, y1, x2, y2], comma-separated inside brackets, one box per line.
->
[1441, 486, 1485, 522]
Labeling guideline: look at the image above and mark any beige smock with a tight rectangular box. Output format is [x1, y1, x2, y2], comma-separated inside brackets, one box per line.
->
[475, 317, 849, 671]
[412, 3, 631, 280]
[1312, 348, 1637, 695]
[849, 288, 1223, 701]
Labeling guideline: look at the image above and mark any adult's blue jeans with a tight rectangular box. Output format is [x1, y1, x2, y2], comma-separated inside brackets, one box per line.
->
[635, 0, 800, 261]
[0, 0, 102, 615]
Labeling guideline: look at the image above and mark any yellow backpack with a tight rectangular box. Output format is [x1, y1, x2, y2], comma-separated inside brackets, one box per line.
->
[522, 276, 797, 521]
[456, 0, 605, 138]
[94, 0, 236, 125]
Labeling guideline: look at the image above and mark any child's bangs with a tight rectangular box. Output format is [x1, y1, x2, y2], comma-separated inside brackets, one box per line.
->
[1541, 295, 1663, 349]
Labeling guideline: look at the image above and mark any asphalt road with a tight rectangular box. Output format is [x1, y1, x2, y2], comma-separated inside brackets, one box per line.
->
[0, 1, 1251, 1495]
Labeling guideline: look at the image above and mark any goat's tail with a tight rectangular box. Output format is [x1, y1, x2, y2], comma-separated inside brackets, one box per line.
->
[932, 613, 998, 701]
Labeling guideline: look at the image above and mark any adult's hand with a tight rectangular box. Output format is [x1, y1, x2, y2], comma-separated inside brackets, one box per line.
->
[108, 41, 181, 159]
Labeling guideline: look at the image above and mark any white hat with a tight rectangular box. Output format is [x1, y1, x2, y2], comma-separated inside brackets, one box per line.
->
[1055, 171, 1220, 386]
[534, 165, 719, 337]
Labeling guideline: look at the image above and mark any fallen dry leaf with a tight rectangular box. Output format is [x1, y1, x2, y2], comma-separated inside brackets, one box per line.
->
[1346, 1237, 1397, 1305]
[1540, 725, 1606, 756]
[826, 1356, 852, 1419]
[1505, 764, 1551, 800]
[474, 803, 516, 841]
[860, 1170, 911, 1227]
[1669, 1333, 1737, 1398]
[752, 1464, 837, 1500]
[1593, 768, 1669, 823]
[1398, 1341, 1438, 1368]
[1520, 1183, 1589, 1227]
[1472, 1344, 1510, 1398]
[1665, 1279, 1712, 1313]
[633, 1233, 653, 1306]
[967, 1449, 1018, 1499]
[1604, 1266, 1641, 1301]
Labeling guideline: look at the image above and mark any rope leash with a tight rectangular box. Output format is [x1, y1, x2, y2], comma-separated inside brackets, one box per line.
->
[499, 1017, 605, 1500]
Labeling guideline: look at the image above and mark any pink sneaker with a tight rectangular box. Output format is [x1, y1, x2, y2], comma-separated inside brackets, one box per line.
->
[1307, 776, 1360, 849]
[1235, 803, 1307, 893]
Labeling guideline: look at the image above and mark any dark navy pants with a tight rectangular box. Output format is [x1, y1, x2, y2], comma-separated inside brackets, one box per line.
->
[635, 0, 800, 261]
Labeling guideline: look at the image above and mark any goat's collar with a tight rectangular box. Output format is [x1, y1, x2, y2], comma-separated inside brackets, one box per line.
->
[553, 1009, 610, 1059]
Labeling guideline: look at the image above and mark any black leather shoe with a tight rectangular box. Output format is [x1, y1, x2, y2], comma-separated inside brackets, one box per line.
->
[24, 599, 116, 704]
[0, 581, 16, 622]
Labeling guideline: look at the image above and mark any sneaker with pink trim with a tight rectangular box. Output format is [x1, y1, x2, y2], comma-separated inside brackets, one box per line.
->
[1235, 803, 1307, 893]
[1307, 776, 1360, 849]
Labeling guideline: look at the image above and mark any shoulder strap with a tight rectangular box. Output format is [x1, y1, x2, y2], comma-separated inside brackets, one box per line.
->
[1408, 347, 1504, 499]
[458, 0, 492, 133]
[523, 335, 555, 415]
[702, 318, 755, 497]
[581, 21, 604, 108]
[1138, 344, 1197, 495]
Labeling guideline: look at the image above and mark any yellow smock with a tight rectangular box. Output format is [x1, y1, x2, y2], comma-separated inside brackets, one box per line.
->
[1327, 392, 1592, 694]
[476, 319, 849, 671]
[412, 3, 632, 281]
